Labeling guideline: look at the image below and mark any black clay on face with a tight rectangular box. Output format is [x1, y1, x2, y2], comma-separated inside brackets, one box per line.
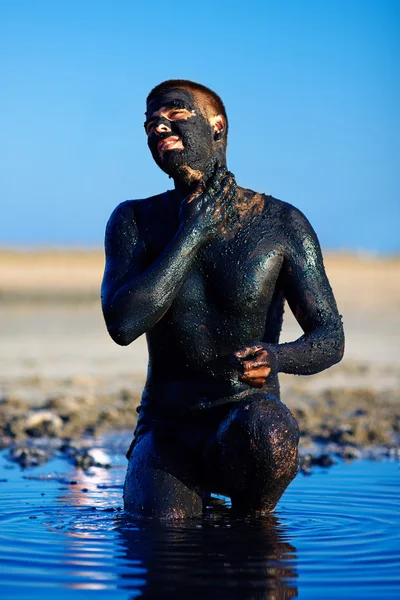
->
[146, 89, 215, 179]
[102, 83, 344, 518]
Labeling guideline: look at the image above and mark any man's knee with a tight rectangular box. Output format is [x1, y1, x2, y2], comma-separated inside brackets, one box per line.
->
[124, 464, 202, 519]
[218, 395, 299, 476]
[123, 432, 203, 519]
[210, 395, 299, 511]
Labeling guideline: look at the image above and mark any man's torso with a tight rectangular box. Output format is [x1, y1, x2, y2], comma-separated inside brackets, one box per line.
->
[131, 187, 291, 412]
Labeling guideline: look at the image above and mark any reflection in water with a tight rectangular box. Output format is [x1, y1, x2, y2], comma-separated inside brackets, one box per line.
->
[55, 460, 124, 591]
[117, 510, 298, 599]
[54, 460, 298, 597]
[1, 453, 400, 599]
[54, 453, 297, 597]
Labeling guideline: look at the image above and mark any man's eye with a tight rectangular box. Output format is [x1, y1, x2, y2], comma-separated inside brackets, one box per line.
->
[145, 121, 155, 134]
[169, 110, 187, 119]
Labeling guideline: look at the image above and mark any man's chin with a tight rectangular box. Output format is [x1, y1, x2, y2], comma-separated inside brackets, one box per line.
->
[157, 154, 203, 183]
[174, 165, 204, 184]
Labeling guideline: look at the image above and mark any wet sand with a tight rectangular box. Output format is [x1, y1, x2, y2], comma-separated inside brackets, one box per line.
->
[0, 249, 399, 470]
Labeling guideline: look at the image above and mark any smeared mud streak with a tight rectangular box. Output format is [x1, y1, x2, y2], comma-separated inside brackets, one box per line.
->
[101, 84, 344, 516]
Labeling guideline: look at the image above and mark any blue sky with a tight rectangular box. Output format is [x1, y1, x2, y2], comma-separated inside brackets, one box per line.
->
[1, 0, 399, 252]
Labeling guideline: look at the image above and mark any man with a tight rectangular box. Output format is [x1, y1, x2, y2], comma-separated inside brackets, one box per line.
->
[101, 80, 344, 518]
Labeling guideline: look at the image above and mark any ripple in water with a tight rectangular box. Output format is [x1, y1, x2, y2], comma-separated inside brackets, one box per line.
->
[0, 453, 399, 599]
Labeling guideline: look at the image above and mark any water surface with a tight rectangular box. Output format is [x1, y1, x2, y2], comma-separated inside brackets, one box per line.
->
[0, 437, 399, 599]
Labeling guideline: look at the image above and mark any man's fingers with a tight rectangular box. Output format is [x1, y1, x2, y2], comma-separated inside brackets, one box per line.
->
[186, 182, 204, 204]
[239, 364, 271, 387]
[239, 375, 266, 388]
[212, 200, 222, 222]
[240, 367, 271, 379]
[219, 173, 235, 195]
[249, 378, 266, 388]
[233, 344, 265, 359]
[242, 353, 269, 372]
[219, 187, 237, 214]
[208, 166, 227, 192]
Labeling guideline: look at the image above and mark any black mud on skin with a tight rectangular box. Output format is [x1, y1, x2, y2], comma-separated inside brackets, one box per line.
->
[146, 88, 224, 179]
[102, 84, 344, 518]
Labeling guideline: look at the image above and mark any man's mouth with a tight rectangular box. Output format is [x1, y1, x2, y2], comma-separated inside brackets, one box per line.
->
[157, 136, 183, 154]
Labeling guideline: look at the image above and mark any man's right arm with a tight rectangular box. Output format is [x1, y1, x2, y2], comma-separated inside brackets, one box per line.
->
[101, 200, 205, 345]
[101, 170, 236, 346]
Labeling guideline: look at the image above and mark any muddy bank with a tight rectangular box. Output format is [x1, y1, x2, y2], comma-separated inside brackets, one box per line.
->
[1, 251, 399, 473]
[1, 368, 399, 472]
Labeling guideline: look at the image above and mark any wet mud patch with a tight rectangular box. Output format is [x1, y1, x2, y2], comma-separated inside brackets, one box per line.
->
[0, 440, 399, 599]
[1, 375, 399, 473]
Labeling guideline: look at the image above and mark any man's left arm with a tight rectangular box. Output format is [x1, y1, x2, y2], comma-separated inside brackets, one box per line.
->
[233, 207, 344, 386]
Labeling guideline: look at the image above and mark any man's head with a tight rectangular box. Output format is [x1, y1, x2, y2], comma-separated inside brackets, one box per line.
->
[145, 80, 228, 184]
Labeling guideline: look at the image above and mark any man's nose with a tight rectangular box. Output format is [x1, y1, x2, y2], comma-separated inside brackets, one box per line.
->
[154, 118, 171, 134]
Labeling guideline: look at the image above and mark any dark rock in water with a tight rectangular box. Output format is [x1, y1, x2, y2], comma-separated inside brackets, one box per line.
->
[341, 445, 363, 460]
[299, 454, 313, 475]
[329, 424, 354, 444]
[299, 452, 335, 474]
[0, 436, 13, 449]
[300, 462, 312, 476]
[312, 454, 335, 467]
[388, 447, 400, 459]
[24, 411, 63, 438]
[70, 448, 113, 470]
[9, 445, 49, 468]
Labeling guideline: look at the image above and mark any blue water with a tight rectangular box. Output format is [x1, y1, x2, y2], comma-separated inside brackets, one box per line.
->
[0, 438, 399, 599]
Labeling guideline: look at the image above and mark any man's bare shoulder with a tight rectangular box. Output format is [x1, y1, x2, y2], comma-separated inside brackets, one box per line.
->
[110, 192, 167, 218]
[237, 187, 307, 224]
[235, 187, 320, 264]
[107, 192, 171, 230]
[257, 192, 322, 261]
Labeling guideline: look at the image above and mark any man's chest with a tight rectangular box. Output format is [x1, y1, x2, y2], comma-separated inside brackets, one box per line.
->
[141, 200, 284, 311]
[194, 232, 284, 311]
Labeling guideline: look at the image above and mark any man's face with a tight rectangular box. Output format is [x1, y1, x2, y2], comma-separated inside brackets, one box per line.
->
[145, 88, 215, 180]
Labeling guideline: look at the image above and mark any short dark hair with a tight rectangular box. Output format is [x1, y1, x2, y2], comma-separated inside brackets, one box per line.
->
[147, 79, 228, 145]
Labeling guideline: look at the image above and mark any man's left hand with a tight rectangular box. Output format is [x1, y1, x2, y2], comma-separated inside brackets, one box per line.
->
[231, 343, 278, 388]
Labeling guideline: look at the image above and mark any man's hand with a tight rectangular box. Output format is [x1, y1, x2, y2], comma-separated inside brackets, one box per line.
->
[231, 343, 278, 388]
[179, 166, 237, 240]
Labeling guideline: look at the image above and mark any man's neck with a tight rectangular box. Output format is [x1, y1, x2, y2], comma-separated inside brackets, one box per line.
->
[172, 178, 199, 203]
[172, 153, 228, 203]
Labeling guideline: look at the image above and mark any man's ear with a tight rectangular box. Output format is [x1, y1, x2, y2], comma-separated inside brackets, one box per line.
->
[210, 114, 226, 141]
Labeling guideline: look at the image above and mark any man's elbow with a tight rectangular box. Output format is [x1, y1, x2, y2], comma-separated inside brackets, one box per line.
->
[330, 322, 345, 366]
[336, 335, 345, 364]
[105, 321, 139, 347]
[102, 301, 138, 346]
[111, 331, 134, 346]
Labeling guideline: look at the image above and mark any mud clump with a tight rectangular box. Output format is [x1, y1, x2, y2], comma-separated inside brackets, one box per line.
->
[299, 453, 335, 475]
[24, 411, 64, 437]
[9, 445, 51, 468]
[294, 387, 400, 449]
[1, 383, 399, 471]
[288, 385, 400, 473]
[0, 388, 140, 445]
[0, 388, 141, 467]
[61, 443, 113, 469]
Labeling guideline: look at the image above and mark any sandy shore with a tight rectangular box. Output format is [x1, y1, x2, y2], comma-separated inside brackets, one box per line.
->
[0, 249, 399, 469]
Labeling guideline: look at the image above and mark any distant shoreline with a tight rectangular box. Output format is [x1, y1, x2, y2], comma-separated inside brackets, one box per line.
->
[1, 246, 399, 257]
[1, 248, 399, 307]
[1, 248, 399, 467]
